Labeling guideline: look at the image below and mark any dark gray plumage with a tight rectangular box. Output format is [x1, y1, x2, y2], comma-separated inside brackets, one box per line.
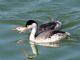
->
[35, 21, 61, 37]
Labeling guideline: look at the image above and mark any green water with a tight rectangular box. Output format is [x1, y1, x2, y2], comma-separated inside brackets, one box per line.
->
[0, 0, 80, 60]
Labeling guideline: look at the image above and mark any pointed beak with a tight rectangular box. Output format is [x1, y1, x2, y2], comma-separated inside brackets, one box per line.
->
[12, 29, 17, 30]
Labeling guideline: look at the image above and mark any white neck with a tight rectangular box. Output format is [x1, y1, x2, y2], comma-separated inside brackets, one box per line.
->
[29, 23, 37, 41]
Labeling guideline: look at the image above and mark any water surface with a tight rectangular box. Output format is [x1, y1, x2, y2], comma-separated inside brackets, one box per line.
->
[0, 0, 80, 60]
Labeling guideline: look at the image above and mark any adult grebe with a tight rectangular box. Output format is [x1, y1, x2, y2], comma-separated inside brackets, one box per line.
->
[13, 20, 70, 58]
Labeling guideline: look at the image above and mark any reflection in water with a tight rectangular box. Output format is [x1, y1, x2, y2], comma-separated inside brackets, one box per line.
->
[16, 39, 59, 59]
[16, 40, 37, 60]
[21, 48, 36, 59]
[16, 39, 68, 59]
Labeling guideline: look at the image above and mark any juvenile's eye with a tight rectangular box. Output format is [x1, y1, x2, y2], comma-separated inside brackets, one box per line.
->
[18, 28, 20, 29]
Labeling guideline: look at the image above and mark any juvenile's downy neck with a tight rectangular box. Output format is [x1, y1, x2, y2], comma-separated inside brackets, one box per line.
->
[29, 23, 37, 41]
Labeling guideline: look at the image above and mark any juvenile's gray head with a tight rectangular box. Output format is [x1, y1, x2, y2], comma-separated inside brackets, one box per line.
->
[13, 20, 37, 33]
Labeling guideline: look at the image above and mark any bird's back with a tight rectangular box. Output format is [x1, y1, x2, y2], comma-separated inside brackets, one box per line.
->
[35, 21, 61, 37]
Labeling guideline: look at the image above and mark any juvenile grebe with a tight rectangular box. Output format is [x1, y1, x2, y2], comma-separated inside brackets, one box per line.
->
[14, 20, 61, 33]
[13, 20, 70, 58]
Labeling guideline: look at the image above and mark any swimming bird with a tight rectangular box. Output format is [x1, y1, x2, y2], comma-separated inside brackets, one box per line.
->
[13, 20, 70, 58]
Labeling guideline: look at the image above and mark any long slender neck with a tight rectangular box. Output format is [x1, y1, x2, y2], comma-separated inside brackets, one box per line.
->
[29, 23, 37, 41]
